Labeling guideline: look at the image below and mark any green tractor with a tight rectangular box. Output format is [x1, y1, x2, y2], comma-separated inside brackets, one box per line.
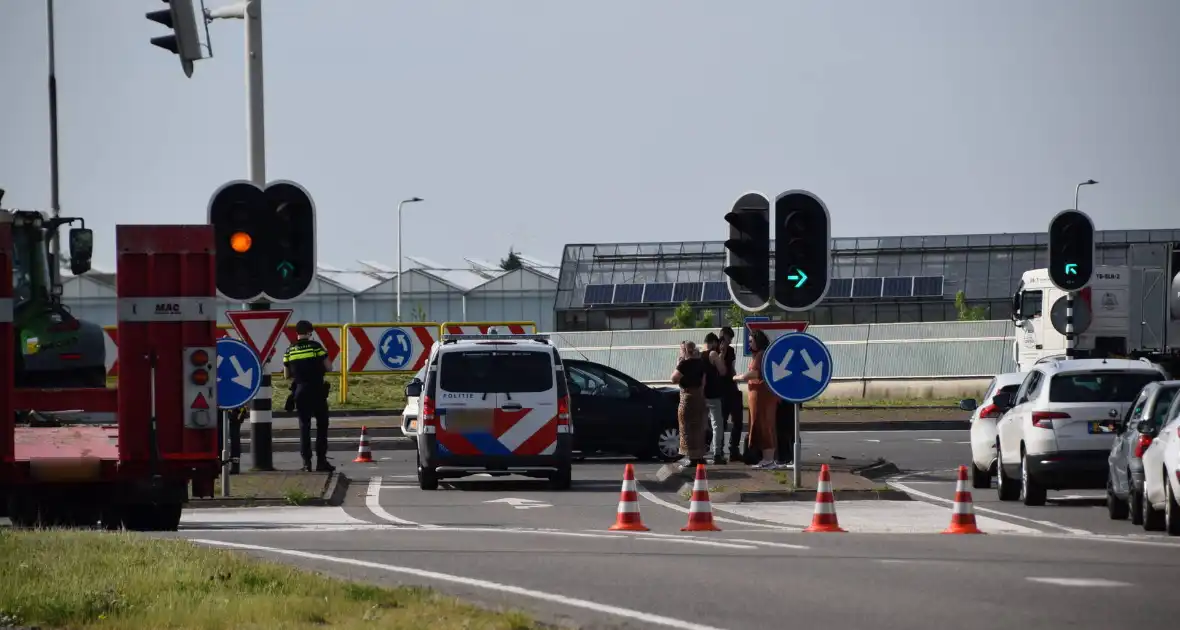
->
[2, 197, 106, 389]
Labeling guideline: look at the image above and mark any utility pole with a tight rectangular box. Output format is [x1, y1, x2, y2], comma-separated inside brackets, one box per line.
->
[46, 0, 61, 281]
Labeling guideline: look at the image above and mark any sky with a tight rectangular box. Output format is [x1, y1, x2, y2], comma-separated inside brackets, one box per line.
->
[2, 0, 1177, 271]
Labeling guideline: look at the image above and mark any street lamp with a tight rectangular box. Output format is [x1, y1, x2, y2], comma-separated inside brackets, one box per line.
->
[397, 196, 424, 320]
[1075, 179, 1098, 211]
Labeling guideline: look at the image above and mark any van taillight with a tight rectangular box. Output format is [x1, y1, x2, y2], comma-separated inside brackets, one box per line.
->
[1134, 434, 1154, 458]
[1031, 411, 1069, 429]
[420, 395, 438, 434]
[557, 395, 571, 433]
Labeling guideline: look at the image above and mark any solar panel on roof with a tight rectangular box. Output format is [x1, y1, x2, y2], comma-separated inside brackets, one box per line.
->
[828, 278, 853, 298]
[643, 282, 674, 302]
[702, 281, 729, 301]
[672, 282, 703, 303]
[881, 276, 914, 298]
[583, 284, 615, 304]
[852, 277, 883, 298]
[613, 283, 645, 304]
[912, 276, 944, 297]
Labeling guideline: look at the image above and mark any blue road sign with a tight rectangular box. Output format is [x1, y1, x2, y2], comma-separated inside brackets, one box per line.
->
[761, 332, 833, 403]
[216, 337, 262, 409]
[743, 316, 770, 357]
[378, 328, 414, 370]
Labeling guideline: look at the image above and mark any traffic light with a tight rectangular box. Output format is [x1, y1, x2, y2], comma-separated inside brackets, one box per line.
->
[724, 192, 772, 311]
[773, 190, 831, 311]
[262, 182, 317, 301]
[208, 180, 318, 302]
[208, 181, 270, 301]
[146, 0, 203, 78]
[1048, 209, 1095, 292]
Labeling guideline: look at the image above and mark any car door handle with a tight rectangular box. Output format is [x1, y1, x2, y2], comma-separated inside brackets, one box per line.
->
[500, 403, 523, 410]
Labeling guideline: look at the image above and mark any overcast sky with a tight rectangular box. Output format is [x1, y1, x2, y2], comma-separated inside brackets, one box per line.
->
[2, 0, 1177, 270]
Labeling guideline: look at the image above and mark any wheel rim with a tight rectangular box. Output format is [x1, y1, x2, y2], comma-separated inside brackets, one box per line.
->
[997, 451, 1005, 491]
[1021, 456, 1029, 497]
[658, 428, 680, 460]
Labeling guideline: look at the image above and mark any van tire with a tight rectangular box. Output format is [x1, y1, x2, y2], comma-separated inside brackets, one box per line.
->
[550, 465, 572, 490]
[418, 465, 439, 491]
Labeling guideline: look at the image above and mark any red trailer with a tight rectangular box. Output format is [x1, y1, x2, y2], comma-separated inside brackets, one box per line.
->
[0, 222, 221, 531]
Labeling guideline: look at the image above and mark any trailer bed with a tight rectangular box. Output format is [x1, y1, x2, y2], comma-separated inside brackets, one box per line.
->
[14, 425, 119, 461]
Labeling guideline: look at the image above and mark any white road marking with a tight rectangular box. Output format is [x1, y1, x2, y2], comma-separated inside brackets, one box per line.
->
[1007, 532, 1180, 548]
[712, 501, 1039, 534]
[193, 539, 729, 630]
[381, 484, 417, 490]
[183, 525, 395, 533]
[1026, 577, 1133, 587]
[887, 474, 1092, 536]
[803, 430, 969, 435]
[180, 506, 369, 530]
[484, 497, 553, 509]
[366, 477, 426, 527]
[955, 441, 971, 445]
[594, 530, 810, 550]
[635, 484, 797, 531]
[916, 438, 943, 443]
[863, 439, 882, 443]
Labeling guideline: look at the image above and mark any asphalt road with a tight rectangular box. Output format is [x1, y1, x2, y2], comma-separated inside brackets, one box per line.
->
[177, 432, 1180, 629]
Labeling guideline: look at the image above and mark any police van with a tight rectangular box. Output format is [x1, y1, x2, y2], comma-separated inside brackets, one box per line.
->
[405, 332, 573, 490]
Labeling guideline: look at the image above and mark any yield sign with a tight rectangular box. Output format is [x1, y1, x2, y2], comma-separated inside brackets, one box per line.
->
[226, 309, 293, 364]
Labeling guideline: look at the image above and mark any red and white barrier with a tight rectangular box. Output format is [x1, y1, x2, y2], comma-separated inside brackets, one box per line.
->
[344, 324, 438, 373]
[105, 324, 343, 376]
[442, 322, 534, 336]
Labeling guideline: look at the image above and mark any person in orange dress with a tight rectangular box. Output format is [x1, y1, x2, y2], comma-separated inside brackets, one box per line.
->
[733, 329, 785, 469]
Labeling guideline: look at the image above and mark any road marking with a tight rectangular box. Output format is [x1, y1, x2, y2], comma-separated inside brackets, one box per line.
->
[916, 438, 943, 443]
[887, 474, 1092, 536]
[484, 497, 553, 509]
[635, 484, 797, 531]
[955, 441, 971, 445]
[1026, 577, 1133, 587]
[366, 477, 426, 527]
[863, 439, 882, 443]
[381, 485, 417, 490]
[193, 539, 729, 630]
[411, 526, 759, 550]
[804, 430, 969, 435]
[594, 530, 809, 550]
[1009, 532, 1180, 548]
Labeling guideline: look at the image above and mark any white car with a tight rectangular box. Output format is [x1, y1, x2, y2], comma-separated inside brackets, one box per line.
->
[400, 367, 426, 442]
[1139, 394, 1180, 534]
[994, 358, 1167, 506]
[960, 372, 1026, 489]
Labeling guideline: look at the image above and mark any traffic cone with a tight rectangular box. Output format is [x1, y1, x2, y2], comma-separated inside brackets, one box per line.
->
[608, 463, 649, 532]
[803, 464, 846, 533]
[353, 426, 374, 463]
[681, 464, 722, 532]
[943, 465, 984, 534]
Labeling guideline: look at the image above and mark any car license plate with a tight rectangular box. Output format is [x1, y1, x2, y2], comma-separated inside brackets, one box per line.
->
[1088, 421, 1114, 434]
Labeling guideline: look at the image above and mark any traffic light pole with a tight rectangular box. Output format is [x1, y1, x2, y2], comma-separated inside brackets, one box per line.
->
[46, 0, 62, 285]
[245, 0, 274, 471]
[1065, 291, 1075, 359]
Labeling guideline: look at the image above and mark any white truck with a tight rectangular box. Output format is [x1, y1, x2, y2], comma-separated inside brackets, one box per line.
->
[1011, 265, 1180, 373]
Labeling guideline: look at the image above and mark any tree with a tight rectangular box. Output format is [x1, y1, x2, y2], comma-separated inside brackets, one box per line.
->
[725, 303, 746, 327]
[411, 304, 429, 322]
[666, 300, 714, 329]
[500, 248, 523, 271]
[955, 290, 988, 321]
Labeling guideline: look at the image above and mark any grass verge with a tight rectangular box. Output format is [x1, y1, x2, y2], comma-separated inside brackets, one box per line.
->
[0, 531, 540, 630]
[108, 373, 967, 412]
[202, 472, 330, 502]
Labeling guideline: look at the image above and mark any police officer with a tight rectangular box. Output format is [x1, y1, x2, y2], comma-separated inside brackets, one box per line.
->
[283, 320, 335, 472]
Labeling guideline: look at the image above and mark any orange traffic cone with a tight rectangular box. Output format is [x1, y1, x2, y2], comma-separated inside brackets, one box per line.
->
[353, 426, 374, 463]
[681, 464, 722, 532]
[608, 463, 649, 531]
[803, 464, 846, 533]
[943, 465, 984, 534]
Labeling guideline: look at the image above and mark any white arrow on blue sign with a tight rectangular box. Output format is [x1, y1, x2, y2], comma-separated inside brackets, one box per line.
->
[761, 331, 833, 403]
[216, 337, 262, 409]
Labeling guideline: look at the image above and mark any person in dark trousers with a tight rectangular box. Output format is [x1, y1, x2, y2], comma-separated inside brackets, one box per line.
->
[283, 320, 335, 473]
[718, 327, 744, 460]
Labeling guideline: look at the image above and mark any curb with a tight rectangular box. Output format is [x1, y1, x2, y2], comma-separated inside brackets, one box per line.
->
[185, 472, 351, 509]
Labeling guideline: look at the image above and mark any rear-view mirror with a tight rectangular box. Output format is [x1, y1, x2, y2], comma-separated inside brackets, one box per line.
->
[404, 380, 423, 399]
[1135, 420, 1158, 436]
[992, 391, 1015, 410]
[959, 398, 978, 412]
[68, 228, 93, 276]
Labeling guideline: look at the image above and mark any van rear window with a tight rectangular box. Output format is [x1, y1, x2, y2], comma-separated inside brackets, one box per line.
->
[1049, 372, 1163, 403]
[440, 351, 554, 393]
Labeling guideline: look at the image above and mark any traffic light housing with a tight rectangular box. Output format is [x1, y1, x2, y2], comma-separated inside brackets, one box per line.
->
[1048, 209, 1095, 292]
[146, 0, 203, 78]
[208, 180, 317, 302]
[724, 192, 772, 311]
[773, 190, 831, 311]
[263, 182, 317, 301]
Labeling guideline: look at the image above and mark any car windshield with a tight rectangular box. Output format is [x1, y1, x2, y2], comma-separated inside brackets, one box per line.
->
[1049, 371, 1164, 404]
[440, 350, 553, 393]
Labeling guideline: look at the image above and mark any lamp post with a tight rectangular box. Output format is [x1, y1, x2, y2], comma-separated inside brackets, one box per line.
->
[1075, 179, 1097, 211]
[397, 197, 424, 320]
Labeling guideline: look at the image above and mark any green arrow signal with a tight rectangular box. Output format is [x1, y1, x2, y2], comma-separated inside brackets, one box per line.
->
[1065, 263, 1077, 275]
[786, 269, 808, 288]
[277, 261, 294, 278]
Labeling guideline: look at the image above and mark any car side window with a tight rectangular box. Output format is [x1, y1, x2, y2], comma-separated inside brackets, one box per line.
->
[566, 366, 599, 396]
[1015, 371, 1041, 405]
[980, 379, 997, 404]
[579, 364, 632, 400]
[1150, 388, 1178, 426]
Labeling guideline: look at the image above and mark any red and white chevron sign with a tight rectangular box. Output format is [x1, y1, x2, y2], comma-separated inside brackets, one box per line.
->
[104, 324, 343, 376]
[346, 325, 438, 373]
[443, 323, 531, 335]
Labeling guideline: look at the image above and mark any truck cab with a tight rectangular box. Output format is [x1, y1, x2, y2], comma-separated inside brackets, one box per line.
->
[1011, 266, 1134, 372]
